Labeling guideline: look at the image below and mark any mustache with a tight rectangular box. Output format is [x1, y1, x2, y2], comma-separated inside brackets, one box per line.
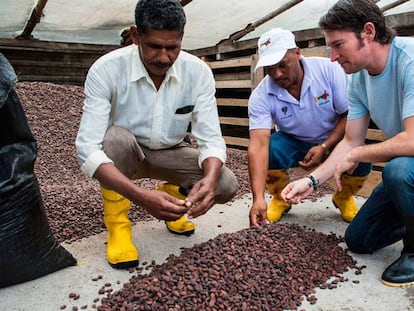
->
[148, 61, 172, 69]
[275, 77, 288, 82]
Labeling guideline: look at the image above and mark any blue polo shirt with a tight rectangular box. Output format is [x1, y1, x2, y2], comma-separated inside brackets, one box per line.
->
[348, 37, 414, 139]
[248, 56, 348, 144]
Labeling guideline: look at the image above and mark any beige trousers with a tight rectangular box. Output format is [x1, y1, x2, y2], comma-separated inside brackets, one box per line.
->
[102, 126, 238, 203]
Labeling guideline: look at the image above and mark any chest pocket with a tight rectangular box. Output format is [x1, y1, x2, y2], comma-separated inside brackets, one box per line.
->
[168, 107, 193, 140]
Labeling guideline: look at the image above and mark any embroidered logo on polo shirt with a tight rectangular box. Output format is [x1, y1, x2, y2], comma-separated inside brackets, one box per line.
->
[280, 106, 292, 120]
[313, 90, 330, 106]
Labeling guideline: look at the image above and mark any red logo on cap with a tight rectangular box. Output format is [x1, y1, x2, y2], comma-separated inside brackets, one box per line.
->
[260, 38, 271, 49]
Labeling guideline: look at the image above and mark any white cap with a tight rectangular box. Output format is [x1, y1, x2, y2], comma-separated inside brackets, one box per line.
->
[255, 28, 297, 71]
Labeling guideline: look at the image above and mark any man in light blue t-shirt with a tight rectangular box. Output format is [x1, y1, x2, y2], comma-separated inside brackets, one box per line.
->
[282, 0, 414, 287]
[248, 28, 370, 227]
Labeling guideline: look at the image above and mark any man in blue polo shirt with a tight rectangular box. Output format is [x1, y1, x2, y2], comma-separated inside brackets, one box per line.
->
[248, 28, 370, 227]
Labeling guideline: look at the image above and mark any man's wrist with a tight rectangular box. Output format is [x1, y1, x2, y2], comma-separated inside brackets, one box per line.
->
[319, 143, 330, 156]
[251, 189, 266, 200]
[306, 175, 319, 191]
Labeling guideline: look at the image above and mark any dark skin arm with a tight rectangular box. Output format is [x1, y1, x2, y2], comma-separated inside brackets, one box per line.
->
[95, 156, 223, 220]
[247, 129, 271, 227]
[186, 157, 223, 218]
[94, 163, 189, 221]
[298, 111, 347, 170]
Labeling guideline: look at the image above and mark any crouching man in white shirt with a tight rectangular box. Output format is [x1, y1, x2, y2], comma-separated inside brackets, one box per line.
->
[75, 0, 238, 269]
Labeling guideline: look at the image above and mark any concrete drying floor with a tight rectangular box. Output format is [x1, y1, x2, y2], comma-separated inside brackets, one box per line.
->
[1, 193, 414, 311]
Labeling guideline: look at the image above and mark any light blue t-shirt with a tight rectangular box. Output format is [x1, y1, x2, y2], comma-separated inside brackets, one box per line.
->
[348, 37, 414, 138]
[248, 56, 348, 144]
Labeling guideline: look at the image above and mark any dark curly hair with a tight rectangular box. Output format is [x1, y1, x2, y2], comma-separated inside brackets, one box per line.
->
[135, 0, 186, 35]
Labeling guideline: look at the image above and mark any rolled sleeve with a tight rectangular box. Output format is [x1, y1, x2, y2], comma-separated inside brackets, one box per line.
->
[81, 150, 113, 177]
[198, 144, 227, 168]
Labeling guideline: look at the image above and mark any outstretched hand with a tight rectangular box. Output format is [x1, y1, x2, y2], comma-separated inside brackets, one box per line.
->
[281, 177, 314, 204]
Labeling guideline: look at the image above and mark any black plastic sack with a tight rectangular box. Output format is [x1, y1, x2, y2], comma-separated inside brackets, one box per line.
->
[0, 53, 76, 288]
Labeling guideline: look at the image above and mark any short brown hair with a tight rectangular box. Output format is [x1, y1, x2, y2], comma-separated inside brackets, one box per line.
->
[319, 0, 395, 44]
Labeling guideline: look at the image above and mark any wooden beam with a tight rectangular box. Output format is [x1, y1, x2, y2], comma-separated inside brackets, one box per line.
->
[216, 98, 248, 107]
[189, 28, 324, 58]
[386, 11, 414, 31]
[0, 38, 118, 52]
[381, 0, 410, 12]
[180, 0, 193, 6]
[219, 0, 303, 44]
[16, 0, 49, 39]
[4, 59, 91, 68]
[250, 54, 264, 88]
[215, 80, 252, 89]
[189, 13, 413, 59]
[365, 129, 386, 142]
[223, 136, 249, 148]
[219, 117, 249, 127]
[207, 56, 252, 69]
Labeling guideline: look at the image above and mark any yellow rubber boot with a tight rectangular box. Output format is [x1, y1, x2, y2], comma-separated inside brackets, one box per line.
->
[101, 186, 139, 269]
[156, 183, 195, 236]
[332, 175, 368, 223]
[266, 169, 291, 222]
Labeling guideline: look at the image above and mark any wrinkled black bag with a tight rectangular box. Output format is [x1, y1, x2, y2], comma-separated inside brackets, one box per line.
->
[0, 53, 76, 288]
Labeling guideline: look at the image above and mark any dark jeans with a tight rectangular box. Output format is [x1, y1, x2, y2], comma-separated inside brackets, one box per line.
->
[345, 157, 414, 253]
[268, 131, 371, 176]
